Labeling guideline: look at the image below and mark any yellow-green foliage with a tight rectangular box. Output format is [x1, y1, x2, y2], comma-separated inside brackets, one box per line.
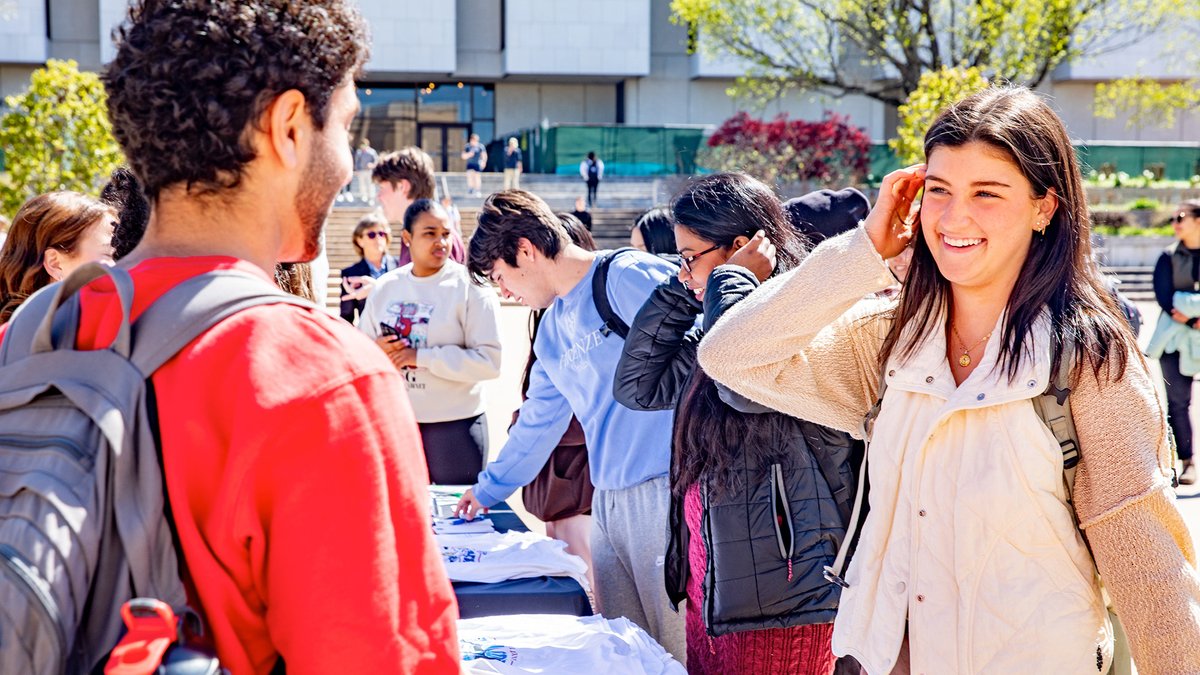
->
[1096, 78, 1200, 129]
[671, 0, 1187, 111]
[0, 60, 124, 218]
[890, 67, 990, 166]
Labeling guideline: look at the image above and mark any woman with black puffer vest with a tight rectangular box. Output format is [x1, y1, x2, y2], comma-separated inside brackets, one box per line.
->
[615, 172, 861, 675]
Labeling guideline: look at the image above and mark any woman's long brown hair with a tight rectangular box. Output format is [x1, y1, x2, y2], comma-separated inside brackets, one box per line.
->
[0, 192, 114, 323]
[879, 86, 1133, 383]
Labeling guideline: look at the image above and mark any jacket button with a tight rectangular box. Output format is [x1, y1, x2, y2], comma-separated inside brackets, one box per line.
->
[1027, 379, 1037, 388]
[918, 509, 927, 517]
[888, 369, 896, 377]
[925, 376, 934, 383]
[976, 393, 986, 401]
[916, 594, 925, 602]
[895, 581, 906, 594]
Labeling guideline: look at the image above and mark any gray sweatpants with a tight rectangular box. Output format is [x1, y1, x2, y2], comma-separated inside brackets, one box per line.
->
[591, 475, 686, 665]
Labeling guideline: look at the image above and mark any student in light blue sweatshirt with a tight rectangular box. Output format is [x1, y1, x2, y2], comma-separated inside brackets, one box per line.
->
[457, 190, 685, 662]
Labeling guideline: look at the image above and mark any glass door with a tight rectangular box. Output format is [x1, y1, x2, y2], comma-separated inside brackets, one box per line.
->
[418, 123, 471, 172]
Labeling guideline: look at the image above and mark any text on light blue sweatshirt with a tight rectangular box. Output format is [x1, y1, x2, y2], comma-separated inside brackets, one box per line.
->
[473, 250, 679, 507]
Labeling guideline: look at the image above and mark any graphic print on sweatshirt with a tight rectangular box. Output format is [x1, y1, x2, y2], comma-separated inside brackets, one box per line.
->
[442, 546, 490, 563]
[381, 301, 433, 348]
[461, 640, 519, 664]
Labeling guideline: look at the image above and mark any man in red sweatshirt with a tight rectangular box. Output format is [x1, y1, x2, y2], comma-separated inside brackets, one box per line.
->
[2, 1, 460, 672]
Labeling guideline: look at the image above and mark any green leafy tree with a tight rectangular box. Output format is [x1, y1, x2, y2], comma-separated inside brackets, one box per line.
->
[1095, 78, 1200, 129]
[671, 0, 1185, 108]
[0, 59, 124, 217]
[890, 67, 990, 165]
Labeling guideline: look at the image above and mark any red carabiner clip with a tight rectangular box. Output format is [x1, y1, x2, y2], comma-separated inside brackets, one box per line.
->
[104, 598, 179, 675]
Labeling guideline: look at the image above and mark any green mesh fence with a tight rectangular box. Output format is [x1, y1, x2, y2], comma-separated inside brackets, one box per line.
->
[507, 124, 1200, 182]
[511, 125, 708, 176]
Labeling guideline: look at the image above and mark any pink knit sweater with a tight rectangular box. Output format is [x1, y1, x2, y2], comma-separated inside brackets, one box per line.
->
[683, 484, 836, 675]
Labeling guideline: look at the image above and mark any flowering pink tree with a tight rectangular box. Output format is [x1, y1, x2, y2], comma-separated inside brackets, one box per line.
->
[703, 112, 871, 187]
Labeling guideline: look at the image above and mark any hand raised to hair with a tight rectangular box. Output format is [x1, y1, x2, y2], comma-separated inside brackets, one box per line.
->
[725, 230, 776, 282]
[864, 165, 926, 260]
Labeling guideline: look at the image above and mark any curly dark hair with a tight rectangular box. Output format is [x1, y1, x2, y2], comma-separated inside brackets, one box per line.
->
[99, 167, 150, 260]
[102, 0, 369, 200]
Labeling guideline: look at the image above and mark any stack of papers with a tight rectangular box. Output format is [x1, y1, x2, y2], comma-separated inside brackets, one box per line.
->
[459, 614, 685, 674]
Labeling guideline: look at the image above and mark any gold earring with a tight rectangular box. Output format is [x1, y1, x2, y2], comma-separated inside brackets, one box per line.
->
[1036, 219, 1048, 235]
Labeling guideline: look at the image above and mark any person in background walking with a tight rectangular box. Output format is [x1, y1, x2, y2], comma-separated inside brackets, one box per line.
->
[354, 138, 379, 203]
[503, 137, 523, 190]
[581, 151, 604, 207]
[1145, 199, 1200, 485]
[461, 133, 487, 197]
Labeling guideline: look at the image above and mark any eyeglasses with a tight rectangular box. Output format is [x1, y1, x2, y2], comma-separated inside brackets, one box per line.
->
[362, 230, 390, 240]
[681, 244, 723, 273]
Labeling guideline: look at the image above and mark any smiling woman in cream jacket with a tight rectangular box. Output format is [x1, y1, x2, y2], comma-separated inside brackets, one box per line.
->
[697, 87, 1200, 675]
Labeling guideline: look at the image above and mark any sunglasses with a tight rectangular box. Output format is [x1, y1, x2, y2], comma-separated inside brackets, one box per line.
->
[362, 230, 390, 240]
[1172, 211, 1200, 224]
[681, 244, 723, 273]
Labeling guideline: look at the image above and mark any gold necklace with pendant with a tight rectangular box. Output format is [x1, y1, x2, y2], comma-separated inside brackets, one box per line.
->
[951, 324, 993, 368]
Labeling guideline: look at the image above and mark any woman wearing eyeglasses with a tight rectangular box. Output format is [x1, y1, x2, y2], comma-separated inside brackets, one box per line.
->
[1146, 200, 1200, 485]
[614, 172, 860, 674]
[339, 211, 399, 324]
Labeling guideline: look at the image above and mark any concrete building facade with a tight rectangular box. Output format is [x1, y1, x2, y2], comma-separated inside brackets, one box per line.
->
[1, 0, 1197, 172]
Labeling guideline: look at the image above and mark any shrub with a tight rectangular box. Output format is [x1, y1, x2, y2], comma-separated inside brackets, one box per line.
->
[1091, 211, 1130, 230]
[1129, 197, 1160, 210]
[890, 67, 990, 166]
[0, 60, 123, 217]
[701, 111, 871, 187]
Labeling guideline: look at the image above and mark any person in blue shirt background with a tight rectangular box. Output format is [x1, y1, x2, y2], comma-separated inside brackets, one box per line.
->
[457, 189, 686, 664]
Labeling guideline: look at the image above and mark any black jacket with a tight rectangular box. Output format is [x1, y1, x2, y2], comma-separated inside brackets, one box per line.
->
[339, 256, 398, 324]
[614, 265, 859, 636]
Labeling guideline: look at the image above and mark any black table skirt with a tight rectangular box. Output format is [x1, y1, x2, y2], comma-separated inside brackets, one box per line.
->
[450, 501, 592, 618]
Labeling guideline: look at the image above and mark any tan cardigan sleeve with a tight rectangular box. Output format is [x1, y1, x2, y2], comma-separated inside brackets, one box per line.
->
[697, 226, 896, 438]
[1070, 352, 1200, 674]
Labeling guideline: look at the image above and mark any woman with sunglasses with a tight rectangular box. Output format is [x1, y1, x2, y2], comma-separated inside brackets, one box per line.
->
[1146, 200, 1200, 485]
[615, 172, 860, 674]
[339, 211, 399, 324]
[697, 88, 1198, 673]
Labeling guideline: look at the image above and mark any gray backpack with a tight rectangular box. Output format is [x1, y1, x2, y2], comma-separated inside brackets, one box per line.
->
[0, 263, 307, 674]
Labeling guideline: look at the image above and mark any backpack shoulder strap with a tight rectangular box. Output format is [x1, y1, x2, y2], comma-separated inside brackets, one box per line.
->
[823, 363, 887, 589]
[130, 269, 312, 375]
[1030, 352, 1081, 497]
[592, 248, 634, 340]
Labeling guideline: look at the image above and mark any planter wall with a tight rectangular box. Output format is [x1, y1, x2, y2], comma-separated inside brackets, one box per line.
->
[1092, 234, 1174, 267]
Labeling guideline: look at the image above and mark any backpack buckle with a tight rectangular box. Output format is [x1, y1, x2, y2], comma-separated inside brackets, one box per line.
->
[105, 598, 179, 675]
[823, 565, 850, 589]
[1061, 438, 1080, 470]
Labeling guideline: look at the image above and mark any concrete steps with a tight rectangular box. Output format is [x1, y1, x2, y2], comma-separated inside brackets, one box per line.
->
[320, 202, 649, 313]
[1105, 265, 1155, 301]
